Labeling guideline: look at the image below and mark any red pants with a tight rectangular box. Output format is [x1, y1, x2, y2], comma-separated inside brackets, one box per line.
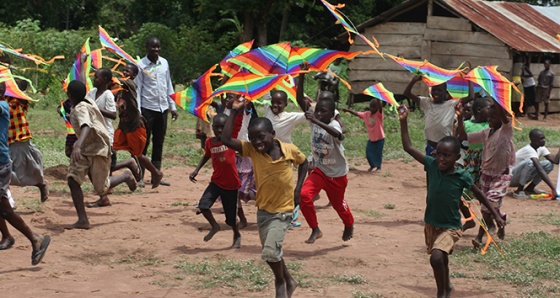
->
[300, 167, 354, 229]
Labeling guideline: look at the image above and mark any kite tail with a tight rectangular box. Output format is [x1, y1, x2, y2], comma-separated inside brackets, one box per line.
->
[461, 195, 505, 257]
[326, 69, 351, 90]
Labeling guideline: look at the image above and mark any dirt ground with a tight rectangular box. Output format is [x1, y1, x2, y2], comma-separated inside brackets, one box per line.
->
[1, 116, 560, 298]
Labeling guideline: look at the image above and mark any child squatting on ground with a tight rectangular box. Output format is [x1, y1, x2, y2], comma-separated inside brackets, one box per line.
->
[190, 113, 241, 248]
[399, 105, 505, 298]
[221, 97, 308, 298]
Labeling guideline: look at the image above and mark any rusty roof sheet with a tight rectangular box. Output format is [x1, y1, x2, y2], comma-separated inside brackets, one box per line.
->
[443, 0, 560, 53]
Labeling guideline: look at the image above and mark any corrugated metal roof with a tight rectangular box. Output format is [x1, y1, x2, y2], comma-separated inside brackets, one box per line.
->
[442, 0, 560, 52]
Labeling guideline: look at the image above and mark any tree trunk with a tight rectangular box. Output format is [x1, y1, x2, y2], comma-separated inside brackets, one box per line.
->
[278, 7, 289, 42]
[256, 14, 268, 46]
[242, 11, 254, 42]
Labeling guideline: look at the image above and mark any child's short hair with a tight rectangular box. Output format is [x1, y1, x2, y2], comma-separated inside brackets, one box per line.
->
[127, 64, 139, 75]
[318, 96, 336, 112]
[213, 113, 228, 124]
[472, 96, 492, 116]
[529, 129, 543, 140]
[248, 117, 274, 133]
[438, 136, 461, 155]
[98, 68, 113, 82]
[271, 90, 288, 103]
[67, 80, 87, 101]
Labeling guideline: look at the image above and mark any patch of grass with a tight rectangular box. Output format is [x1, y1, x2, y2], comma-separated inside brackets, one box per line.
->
[15, 196, 44, 213]
[171, 201, 190, 207]
[356, 209, 384, 218]
[537, 212, 560, 226]
[383, 204, 395, 210]
[380, 172, 393, 178]
[117, 255, 165, 269]
[333, 274, 367, 285]
[353, 291, 383, 298]
[452, 231, 560, 293]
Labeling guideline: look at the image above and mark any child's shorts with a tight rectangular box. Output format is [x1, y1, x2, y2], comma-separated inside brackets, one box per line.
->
[0, 161, 12, 199]
[424, 223, 461, 254]
[479, 172, 511, 214]
[197, 182, 238, 227]
[257, 209, 292, 263]
[67, 155, 111, 195]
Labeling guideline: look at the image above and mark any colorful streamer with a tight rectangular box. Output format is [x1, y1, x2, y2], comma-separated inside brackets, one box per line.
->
[60, 101, 75, 134]
[386, 54, 465, 87]
[209, 72, 288, 101]
[99, 26, 141, 70]
[0, 44, 64, 65]
[362, 83, 399, 106]
[220, 40, 254, 77]
[90, 49, 103, 69]
[170, 64, 217, 122]
[0, 66, 36, 101]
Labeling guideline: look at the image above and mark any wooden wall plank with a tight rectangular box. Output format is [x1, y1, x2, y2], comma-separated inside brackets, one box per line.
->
[349, 57, 417, 71]
[364, 22, 426, 35]
[424, 28, 505, 46]
[354, 33, 424, 47]
[426, 16, 471, 31]
[349, 45, 421, 60]
[431, 42, 510, 59]
[431, 55, 512, 73]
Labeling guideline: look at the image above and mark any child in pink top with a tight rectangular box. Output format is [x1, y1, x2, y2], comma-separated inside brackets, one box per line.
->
[457, 101, 514, 246]
[343, 98, 385, 172]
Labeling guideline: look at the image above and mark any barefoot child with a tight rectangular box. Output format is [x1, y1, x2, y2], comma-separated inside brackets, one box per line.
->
[342, 98, 385, 172]
[399, 105, 505, 298]
[190, 114, 241, 248]
[264, 90, 306, 144]
[221, 99, 308, 298]
[456, 101, 514, 244]
[65, 80, 135, 229]
[0, 96, 51, 265]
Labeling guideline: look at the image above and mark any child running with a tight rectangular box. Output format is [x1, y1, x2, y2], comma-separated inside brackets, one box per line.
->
[221, 98, 308, 298]
[456, 101, 514, 245]
[342, 98, 385, 173]
[0, 93, 51, 265]
[65, 80, 136, 229]
[399, 105, 505, 298]
[190, 114, 241, 248]
[263, 90, 306, 144]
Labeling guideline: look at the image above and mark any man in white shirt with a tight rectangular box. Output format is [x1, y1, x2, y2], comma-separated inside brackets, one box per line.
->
[135, 37, 178, 186]
[511, 129, 559, 198]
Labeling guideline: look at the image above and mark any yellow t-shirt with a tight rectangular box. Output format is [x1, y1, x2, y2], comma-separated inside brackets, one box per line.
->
[241, 139, 306, 213]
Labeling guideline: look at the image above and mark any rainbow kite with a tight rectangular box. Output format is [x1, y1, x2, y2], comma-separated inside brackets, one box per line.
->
[275, 76, 298, 105]
[320, 0, 382, 56]
[0, 66, 37, 101]
[99, 26, 141, 70]
[170, 65, 217, 122]
[90, 49, 103, 69]
[0, 44, 64, 65]
[386, 54, 465, 87]
[60, 101, 75, 134]
[63, 39, 93, 91]
[227, 42, 293, 75]
[220, 40, 254, 77]
[463, 66, 521, 117]
[209, 72, 288, 101]
[446, 74, 483, 99]
[362, 83, 399, 106]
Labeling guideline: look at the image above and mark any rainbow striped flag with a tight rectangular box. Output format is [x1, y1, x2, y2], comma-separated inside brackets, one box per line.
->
[220, 40, 254, 77]
[99, 26, 141, 70]
[170, 65, 217, 122]
[210, 72, 288, 101]
[362, 83, 399, 106]
[320, 0, 382, 56]
[0, 66, 36, 101]
[464, 66, 520, 117]
[386, 54, 464, 87]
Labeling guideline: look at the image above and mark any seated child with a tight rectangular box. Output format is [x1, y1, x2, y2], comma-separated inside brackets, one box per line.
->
[342, 98, 385, 173]
[221, 98, 308, 298]
[190, 114, 241, 248]
[511, 129, 559, 199]
[399, 105, 505, 298]
[456, 101, 514, 244]
[65, 80, 136, 229]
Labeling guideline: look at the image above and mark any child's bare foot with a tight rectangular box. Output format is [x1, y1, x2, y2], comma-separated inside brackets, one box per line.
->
[367, 167, 373, 172]
[462, 220, 475, 231]
[124, 170, 137, 192]
[86, 197, 111, 208]
[445, 283, 454, 298]
[305, 227, 323, 244]
[238, 220, 247, 229]
[232, 235, 241, 249]
[65, 220, 91, 230]
[151, 170, 164, 189]
[204, 224, 220, 242]
[287, 276, 298, 298]
[38, 182, 49, 202]
[342, 225, 354, 241]
[497, 226, 505, 240]
[472, 238, 482, 249]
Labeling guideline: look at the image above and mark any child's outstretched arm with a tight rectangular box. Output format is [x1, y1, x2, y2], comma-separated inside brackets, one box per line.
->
[189, 155, 210, 183]
[530, 157, 558, 198]
[399, 106, 424, 164]
[455, 102, 468, 142]
[471, 185, 506, 228]
[296, 72, 309, 112]
[403, 75, 422, 107]
[294, 160, 309, 206]
[341, 108, 359, 117]
[305, 111, 344, 140]
[495, 101, 510, 124]
[459, 62, 475, 105]
[221, 99, 244, 152]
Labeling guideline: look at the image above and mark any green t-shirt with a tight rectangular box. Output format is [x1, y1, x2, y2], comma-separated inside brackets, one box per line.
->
[424, 155, 473, 229]
[464, 120, 489, 150]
